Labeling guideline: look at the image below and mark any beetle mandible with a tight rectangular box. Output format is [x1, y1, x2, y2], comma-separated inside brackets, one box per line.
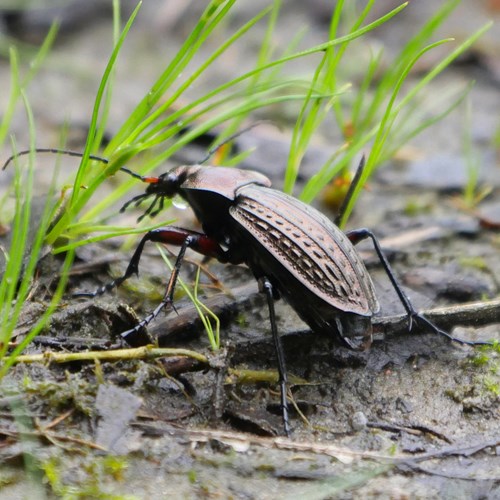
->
[73, 157, 485, 436]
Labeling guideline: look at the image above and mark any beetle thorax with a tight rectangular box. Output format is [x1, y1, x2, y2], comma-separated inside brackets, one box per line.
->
[182, 188, 234, 243]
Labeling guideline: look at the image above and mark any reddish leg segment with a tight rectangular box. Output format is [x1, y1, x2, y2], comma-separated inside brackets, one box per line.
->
[74, 227, 226, 342]
[75, 227, 224, 298]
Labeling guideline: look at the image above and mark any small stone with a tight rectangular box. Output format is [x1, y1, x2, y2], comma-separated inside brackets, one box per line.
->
[351, 411, 368, 431]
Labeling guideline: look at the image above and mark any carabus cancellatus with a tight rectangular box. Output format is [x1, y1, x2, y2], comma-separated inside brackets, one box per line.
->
[2, 147, 489, 436]
[75, 157, 487, 436]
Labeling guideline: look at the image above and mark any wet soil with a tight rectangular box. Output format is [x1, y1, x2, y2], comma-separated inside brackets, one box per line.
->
[1, 1, 500, 498]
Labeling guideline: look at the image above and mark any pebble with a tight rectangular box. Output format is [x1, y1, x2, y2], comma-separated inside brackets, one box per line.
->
[351, 411, 368, 431]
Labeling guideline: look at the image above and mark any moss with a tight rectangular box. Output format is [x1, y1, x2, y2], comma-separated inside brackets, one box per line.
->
[23, 372, 96, 416]
[42, 454, 133, 499]
[470, 352, 491, 367]
[0, 468, 19, 487]
[187, 469, 197, 484]
[403, 198, 432, 216]
[458, 256, 489, 272]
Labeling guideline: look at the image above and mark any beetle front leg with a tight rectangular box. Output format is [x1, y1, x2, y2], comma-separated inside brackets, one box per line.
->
[74, 227, 225, 298]
[120, 232, 199, 343]
[259, 276, 291, 437]
[346, 228, 491, 347]
[74, 227, 226, 343]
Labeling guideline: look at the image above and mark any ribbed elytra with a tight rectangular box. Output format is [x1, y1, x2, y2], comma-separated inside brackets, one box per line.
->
[231, 185, 378, 316]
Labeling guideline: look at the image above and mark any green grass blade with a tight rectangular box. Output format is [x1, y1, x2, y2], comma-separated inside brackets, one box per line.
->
[0, 89, 68, 363]
[45, 2, 143, 245]
[122, 4, 271, 149]
[108, 0, 239, 150]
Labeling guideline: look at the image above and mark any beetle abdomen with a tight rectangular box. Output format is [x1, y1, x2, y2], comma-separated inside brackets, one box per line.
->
[230, 185, 379, 316]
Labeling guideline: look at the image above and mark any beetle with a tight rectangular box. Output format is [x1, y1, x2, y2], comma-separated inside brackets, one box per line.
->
[2, 147, 489, 436]
[73, 158, 488, 436]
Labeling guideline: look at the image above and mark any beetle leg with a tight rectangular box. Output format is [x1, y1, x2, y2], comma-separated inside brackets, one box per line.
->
[334, 155, 365, 227]
[75, 227, 227, 344]
[119, 192, 150, 213]
[117, 228, 227, 343]
[346, 229, 415, 316]
[119, 233, 197, 342]
[259, 276, 291, 437]
[74, 227, 225, 299]
[346, 228, 492, 347]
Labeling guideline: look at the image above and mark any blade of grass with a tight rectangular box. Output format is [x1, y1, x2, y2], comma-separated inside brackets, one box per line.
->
[52, 219, 173, 254]
[120, 4, 273, 150]
[0, 23, 59, 146]
[78, 88, 344, 224]
[204, 0, 283, 161]
[91, 0, 122, 152]
[107, 0, 241, 151]
[462, 98, 480, 208]
[284, 0, 379, 194]
[336, 38, 455, 227]
[45, 2, 143, 245]
[133, 1, 407, 152]
[328, 0, 375, 136]
[73, 1, 407, 225]
[0, 251, 74, 377]
[361, 0, 461, 130]
[301, 20, 492, 219]
[384, 82, 472, 160]
[0, 90, 73, 366]
[158, 246, 220, 350]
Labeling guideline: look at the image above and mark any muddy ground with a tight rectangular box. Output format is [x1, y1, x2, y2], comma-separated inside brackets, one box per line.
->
[1, 1, 500, 498]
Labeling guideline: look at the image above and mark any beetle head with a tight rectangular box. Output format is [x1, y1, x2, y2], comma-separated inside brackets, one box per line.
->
[120, 165, 189, 221]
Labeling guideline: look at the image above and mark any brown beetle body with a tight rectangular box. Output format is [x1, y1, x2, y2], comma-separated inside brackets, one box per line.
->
[79, 161, 480, 435]
[160, 166, 379, 349]
[230, 184, 379, 349]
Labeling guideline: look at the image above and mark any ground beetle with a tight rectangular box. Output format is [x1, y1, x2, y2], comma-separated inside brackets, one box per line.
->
[75, 157, 489, 436]
[2, 146, 489, 436]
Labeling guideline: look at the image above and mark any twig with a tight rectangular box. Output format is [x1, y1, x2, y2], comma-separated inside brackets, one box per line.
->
[0, 427, 106, 452]
[131, 423, 398, 463]
[130, 423, 500, 467]
[9, 346, 307, 388]
[399, 462, 500, 481]
[367, 421, 452, 443]
[40, 408, 75, 431]
[8, 346, 209, 365]
[408, 438, 500, 462]
[154, 289, 500, 342]
[375, 298, 500, 337]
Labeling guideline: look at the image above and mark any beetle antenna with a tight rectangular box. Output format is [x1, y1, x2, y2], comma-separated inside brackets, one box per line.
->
[2, 148, 109, 171]
[334, 155, 366, 227]
[119, 121, 273, 179]
[197, 121, 270, 165]
[120, 166, 147, 181]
